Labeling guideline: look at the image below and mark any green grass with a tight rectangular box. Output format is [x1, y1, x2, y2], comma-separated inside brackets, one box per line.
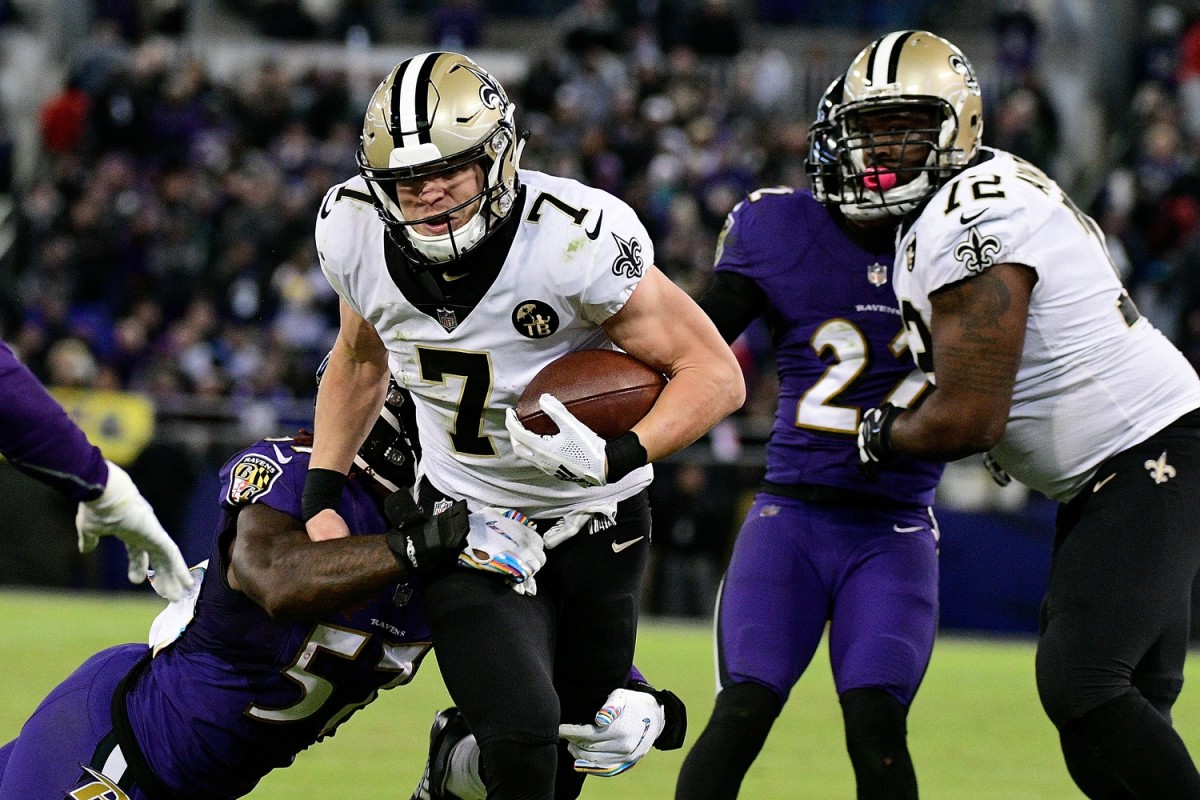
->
[2, 591, 1199, 798]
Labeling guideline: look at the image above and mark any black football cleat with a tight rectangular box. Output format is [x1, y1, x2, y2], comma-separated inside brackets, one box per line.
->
[411, 707, 471, 800]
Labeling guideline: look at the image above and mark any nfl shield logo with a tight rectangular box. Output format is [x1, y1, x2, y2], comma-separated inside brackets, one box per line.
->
[437, 307, 458, 332]
[867, 262, 888, 287]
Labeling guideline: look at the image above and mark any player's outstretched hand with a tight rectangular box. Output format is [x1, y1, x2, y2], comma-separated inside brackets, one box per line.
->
[459, 508, 546, 594]
[76, 460, 194, 602]
[558, 688, 665, 777]
[505, 394, 606, 487]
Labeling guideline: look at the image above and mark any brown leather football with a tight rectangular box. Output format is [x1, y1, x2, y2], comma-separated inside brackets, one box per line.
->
[515, 349, 667, 440]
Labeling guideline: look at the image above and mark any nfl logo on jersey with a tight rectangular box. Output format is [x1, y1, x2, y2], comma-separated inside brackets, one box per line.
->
[437, 308, 458, 332]
[867, 262, 888, 287]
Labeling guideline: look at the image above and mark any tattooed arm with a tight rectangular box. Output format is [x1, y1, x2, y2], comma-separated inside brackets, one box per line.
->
[888, 263, 1036, 461]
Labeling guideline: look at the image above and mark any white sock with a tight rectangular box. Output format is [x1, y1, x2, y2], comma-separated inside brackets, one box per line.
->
[444, 733, 487, 800]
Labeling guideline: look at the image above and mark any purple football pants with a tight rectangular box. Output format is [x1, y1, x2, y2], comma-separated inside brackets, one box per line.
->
[0, 643, 149, 800]
[717, 493, 939, 706]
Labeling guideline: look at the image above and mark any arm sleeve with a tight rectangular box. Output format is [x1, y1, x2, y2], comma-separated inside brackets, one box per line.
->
[697, 270, 767, 344]
[0, 339, 108, 501]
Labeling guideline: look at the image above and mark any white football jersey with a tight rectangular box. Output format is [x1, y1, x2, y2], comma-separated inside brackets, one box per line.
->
[895, 147, 1200, 502]
[316, 169, 654, 516]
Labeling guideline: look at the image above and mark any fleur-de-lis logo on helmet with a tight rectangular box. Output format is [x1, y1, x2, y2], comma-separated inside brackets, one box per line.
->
[457, 62, 508, 111]
[953, 227, 1001, 274]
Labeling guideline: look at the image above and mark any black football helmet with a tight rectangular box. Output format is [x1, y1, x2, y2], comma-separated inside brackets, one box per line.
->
[315, 354, 420, 493]
[806, 75, 846, 207]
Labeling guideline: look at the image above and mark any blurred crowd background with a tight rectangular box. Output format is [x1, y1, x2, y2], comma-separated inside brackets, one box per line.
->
[0, 0, 1188, 628]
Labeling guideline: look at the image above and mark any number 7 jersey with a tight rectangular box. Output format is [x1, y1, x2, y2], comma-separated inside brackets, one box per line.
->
[894, 147, 1200, 501]
[316, 169, 654, 516]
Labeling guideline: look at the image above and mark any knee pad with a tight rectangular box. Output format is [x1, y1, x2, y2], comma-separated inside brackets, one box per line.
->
[711, 681, 783, 738]
[840, 688, 909, 766]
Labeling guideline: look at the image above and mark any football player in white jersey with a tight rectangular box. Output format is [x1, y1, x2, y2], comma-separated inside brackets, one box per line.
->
[304, 51, 743, 800]
[836, 31, 1200, 799]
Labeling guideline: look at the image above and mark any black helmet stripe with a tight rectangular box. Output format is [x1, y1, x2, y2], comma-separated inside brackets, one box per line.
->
[390, 51, 439, 149]
[865, 30, 916, 86]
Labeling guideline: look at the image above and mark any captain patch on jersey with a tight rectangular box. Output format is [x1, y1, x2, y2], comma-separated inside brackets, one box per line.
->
[227, 453, 282, 505]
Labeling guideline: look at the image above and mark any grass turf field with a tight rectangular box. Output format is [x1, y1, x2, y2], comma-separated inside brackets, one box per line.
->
[2, 591, 1199, 798]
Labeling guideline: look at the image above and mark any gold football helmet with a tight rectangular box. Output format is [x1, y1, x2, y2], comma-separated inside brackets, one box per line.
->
[357, 52, 524, 265]
[832, 30, 983, 220]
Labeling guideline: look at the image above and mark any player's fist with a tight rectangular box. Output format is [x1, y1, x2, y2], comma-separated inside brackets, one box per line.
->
[857, 404, 901, 478]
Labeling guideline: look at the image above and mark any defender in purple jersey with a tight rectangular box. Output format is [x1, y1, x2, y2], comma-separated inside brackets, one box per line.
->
[0, 384, 681, 800]
[675, 79, 945, 800]
[0, 338, 191, 601]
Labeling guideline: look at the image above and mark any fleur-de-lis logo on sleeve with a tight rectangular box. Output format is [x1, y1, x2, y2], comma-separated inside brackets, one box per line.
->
[953, 227, 1002, 274]
[1144, 451, 1177, 484]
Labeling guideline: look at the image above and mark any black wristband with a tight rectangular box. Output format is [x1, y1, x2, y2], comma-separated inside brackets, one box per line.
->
[302, 468, 347, 522]
[627, 680, 687, 751]
[605, 431, 648, 483]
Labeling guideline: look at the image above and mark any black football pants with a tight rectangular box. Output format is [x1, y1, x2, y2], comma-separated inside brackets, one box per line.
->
[1036, 412, 1200, 799]
[419, 489, 651, 800]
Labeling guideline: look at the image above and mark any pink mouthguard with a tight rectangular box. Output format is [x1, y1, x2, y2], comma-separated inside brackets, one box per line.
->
[862, 168, 898, 191]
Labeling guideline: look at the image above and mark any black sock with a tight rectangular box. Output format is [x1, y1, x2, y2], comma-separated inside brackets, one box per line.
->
[674, 682, 782, 800]
[840, 688, 917, 800]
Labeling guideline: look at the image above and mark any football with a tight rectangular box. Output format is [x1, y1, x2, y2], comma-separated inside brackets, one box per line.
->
[515, 349, 667, 440]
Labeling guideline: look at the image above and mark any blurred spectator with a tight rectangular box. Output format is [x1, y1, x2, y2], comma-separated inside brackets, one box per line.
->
[254, 0, 319, 39]
[39, 77, 90, 155]
[687, 0, 743, 62]
[45, 337, 98, 388]
[647, 462, 736, 618]
[1177, 11, 1200, 138]
[68, 19, 131, 97]
[991, 77, 1060, 171]
[557, 0, 622, 55]
[1138, 4, 1185, 91]
[429, 0, 484, 50]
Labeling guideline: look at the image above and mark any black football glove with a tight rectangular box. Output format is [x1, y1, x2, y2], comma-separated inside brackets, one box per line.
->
[857, 404, 903, 479]
[384, 491, 470, 576]
[982, 452, 1012, 486]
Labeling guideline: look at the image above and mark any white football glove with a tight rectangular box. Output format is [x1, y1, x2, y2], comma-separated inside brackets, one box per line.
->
[505, 394, 607, 487]
[459, 508, 547, 595]
[76, 460, 194, 602]
[558, 687, 665, 777]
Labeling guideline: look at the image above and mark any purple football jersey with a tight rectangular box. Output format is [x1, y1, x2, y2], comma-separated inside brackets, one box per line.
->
[125, 438, 432, 799]
[716, 189, 942, 505]
[0, 338, 108, 501]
